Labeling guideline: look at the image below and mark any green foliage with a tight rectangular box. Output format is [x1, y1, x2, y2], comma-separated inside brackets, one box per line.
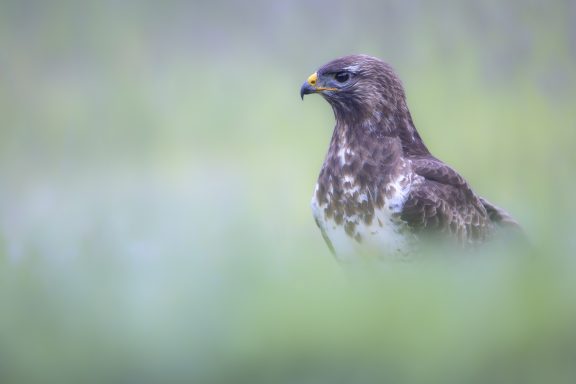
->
[1, 1, 575, 383]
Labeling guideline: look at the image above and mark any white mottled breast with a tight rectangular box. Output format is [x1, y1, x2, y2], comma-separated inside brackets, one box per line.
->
[311, 170, 421, 262]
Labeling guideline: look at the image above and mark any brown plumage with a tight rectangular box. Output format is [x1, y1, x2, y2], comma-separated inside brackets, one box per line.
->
[300, 54, 520, 260]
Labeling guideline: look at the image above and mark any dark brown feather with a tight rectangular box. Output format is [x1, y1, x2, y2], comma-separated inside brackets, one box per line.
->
[303, 55, 520, 256]
[401, 158, 492, 243]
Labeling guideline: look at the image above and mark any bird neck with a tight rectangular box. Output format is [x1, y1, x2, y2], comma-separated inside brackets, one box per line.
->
[331, 102, 431, 160]
[327, 119, 405, 183]
[393, 107, 431, 157]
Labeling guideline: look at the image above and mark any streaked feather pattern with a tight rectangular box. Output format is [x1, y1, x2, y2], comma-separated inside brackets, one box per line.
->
[301, 55, 520, 259]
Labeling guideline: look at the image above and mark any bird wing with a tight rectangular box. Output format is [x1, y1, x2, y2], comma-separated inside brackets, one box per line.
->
[314, 216, 336, 255]
[478, 197, 520, 228]
[400, 157, 492, 242]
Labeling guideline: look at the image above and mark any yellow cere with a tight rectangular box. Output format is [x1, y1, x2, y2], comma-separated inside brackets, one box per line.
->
[307, 72, 337, 92]
[307, 72, 317, 86]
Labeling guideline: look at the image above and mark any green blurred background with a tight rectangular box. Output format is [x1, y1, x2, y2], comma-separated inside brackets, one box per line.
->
[1, 0, 576, 383]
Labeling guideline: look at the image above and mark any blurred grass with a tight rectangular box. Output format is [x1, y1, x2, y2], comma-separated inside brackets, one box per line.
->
[1, 0, 576, 383]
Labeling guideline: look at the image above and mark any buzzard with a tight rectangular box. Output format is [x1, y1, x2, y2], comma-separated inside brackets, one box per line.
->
[300, 55, 520, 261]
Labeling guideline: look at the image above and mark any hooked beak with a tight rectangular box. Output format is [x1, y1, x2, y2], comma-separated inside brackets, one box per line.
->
[300, 81, 315, 99]
[300, 72, 337, 100]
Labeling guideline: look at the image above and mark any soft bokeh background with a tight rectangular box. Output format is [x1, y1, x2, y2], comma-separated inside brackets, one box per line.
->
[1, 1, 576, 383]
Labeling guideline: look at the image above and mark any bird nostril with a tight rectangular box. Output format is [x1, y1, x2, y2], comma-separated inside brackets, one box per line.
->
[307, 73, 318, 87]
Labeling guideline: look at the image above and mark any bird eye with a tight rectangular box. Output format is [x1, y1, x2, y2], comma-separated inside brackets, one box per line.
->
[334, 72, 350, 83]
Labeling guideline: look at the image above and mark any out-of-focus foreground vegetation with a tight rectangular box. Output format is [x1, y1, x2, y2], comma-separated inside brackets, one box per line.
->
[1, 1, 576, 383]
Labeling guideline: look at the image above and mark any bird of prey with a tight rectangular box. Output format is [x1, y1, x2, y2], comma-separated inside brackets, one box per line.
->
[300, 54, 520, 261]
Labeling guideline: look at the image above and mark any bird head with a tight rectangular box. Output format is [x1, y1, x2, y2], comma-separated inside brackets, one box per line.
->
[300, 55, 407, 124]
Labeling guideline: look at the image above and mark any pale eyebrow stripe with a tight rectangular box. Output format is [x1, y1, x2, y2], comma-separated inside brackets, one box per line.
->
[343, 65, 360, 72]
